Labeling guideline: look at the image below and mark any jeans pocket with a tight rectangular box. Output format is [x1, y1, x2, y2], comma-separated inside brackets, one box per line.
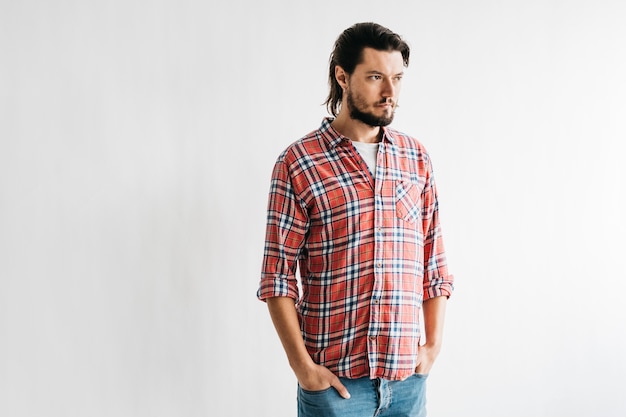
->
[298, 385, 338, 416]
[299, 385, 333, 396]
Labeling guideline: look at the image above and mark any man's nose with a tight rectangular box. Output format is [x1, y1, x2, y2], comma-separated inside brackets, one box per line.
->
[381, 77, 395, 97]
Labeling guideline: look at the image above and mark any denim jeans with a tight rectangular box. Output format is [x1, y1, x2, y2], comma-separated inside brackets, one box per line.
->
[297, 374, 428, 417]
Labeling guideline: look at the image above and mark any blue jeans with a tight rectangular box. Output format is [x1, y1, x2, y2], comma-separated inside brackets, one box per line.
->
[297, 374, 428, 417]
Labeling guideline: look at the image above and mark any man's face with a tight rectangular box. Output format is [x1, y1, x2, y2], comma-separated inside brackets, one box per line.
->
[344, 48, 405, 127]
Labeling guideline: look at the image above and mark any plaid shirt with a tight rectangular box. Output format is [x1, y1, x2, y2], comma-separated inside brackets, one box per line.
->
[258, 118, 454, 381]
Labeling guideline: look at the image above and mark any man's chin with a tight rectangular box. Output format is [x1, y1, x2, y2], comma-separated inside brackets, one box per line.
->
[374, 118, 394, 127]
[368, 115, 395, 127]
[351, 110, 395, 127]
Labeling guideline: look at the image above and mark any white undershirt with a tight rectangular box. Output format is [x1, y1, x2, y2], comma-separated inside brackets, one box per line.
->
[351, 141, 380, 179]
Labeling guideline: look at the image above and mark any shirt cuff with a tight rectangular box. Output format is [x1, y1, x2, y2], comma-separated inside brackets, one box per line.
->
[257, 275, 300, 302]
[423, 274, 454, 301]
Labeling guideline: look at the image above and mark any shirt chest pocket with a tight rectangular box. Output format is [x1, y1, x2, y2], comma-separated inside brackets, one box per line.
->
[395, 179, 423, 224]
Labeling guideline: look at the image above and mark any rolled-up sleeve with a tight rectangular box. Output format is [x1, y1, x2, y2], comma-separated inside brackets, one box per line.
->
[421, 158, 454, 300]
[257, 158, 309, 302]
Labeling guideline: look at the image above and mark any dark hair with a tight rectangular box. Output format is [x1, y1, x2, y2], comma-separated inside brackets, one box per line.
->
[324, 22, 410, 117]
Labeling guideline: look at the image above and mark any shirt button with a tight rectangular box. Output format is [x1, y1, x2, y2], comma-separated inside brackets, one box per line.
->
[376, 261, 382, 268]
[373, 299, 379, 304]
[369, 336, 376, 341]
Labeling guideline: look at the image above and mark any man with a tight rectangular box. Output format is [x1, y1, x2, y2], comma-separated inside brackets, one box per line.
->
[257, 22, 454, 417]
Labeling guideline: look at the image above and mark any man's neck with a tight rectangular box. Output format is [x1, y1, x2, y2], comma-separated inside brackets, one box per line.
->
[331, 113, 382, 143]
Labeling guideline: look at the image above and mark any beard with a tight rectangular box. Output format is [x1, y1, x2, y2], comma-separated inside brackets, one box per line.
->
[346, 88, 396, 127]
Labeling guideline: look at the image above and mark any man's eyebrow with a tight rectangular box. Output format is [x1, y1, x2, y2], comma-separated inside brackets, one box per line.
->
[365, 70, 404, 76]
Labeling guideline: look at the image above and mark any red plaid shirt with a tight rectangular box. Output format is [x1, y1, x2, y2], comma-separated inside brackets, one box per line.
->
[258, 118, 454, 380]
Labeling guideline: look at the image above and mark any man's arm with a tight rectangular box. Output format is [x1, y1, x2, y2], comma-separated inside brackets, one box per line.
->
[266, 297, 350, 399]
[414, 295, 448, 375]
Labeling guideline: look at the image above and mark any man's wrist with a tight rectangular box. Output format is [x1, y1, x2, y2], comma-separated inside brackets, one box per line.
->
[290, 356, 316, 376]
[422, 341, 442, 355]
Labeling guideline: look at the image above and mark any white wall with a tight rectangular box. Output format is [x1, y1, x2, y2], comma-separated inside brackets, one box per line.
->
[1, 1, 625, 416]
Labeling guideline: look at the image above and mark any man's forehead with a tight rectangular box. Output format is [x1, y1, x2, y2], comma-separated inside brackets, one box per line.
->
[356, 48, 405, 73]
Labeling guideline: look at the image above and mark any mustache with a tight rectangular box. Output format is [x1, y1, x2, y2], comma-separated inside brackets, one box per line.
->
[378, 98, 399, 107]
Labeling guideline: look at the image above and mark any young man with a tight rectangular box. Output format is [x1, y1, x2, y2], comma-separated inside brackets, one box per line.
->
[257, 22, 454, 417]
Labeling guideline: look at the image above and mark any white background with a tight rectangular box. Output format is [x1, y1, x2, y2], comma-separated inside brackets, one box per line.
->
[1, 1, 625, 416]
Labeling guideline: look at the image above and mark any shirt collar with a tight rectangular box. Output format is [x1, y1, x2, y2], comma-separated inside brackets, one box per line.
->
[320, 117, 396, 148]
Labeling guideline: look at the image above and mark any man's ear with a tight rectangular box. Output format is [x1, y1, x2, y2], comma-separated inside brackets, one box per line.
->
[335, 65, 349, 91]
